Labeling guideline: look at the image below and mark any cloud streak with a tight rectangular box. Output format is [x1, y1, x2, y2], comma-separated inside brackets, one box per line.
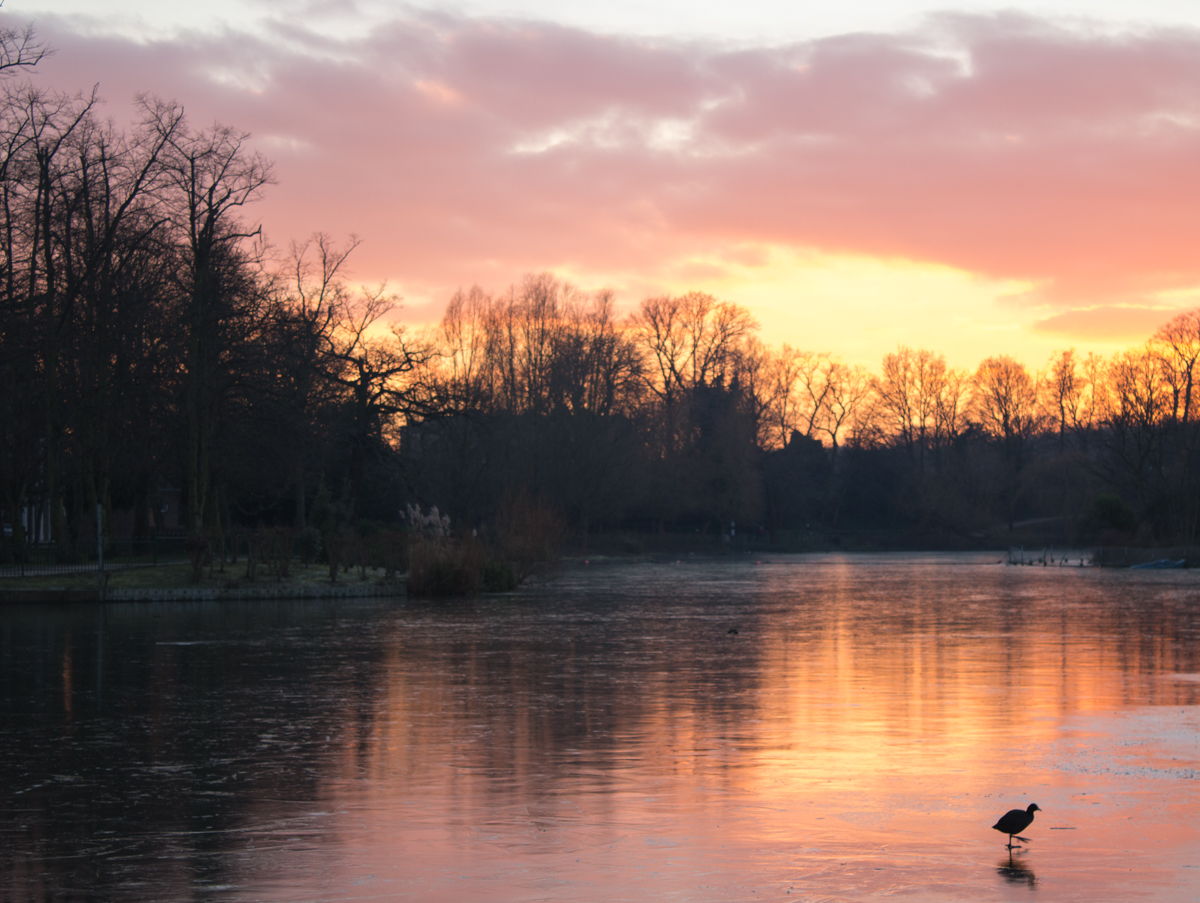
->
[15, 8, 1200, 329]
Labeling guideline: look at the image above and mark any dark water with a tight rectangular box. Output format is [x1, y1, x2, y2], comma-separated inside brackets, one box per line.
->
[2, 553, 1199, 901]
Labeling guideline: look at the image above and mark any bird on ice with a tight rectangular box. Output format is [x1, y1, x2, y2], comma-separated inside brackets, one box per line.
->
[993, 803, 1040, 848]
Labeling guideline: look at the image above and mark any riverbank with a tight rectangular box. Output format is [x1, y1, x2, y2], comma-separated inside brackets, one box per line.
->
[0, 562, 404, 603]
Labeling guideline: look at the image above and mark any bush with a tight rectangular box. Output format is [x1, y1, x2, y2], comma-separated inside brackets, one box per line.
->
[185, 532, 210, 583]
[297, 526, 322, 565]
[325, 529, 357, 583]
[374, 530, 408, 578]
[481, 560, 519, 592]
[618, 535, 643, 554]
[1084, 493, 1138, 539]
[407, 536, 484, 596]
[492, 493, 562, 584]
[403, 500, 557, 596]
[254, 526, 297, 579]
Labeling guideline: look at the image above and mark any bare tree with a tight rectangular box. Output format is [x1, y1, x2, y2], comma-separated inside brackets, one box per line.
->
[1151, 309, 1200, 424]
[632, 291, 758, 403]
[436, 284, 496, 413]
[873, 346, 955, 471]
[0, 12, 49, 77]
[7, 87, 98, 543]
[971, 355, 1044, 455]
[1099, 346, 1172, 507]
[548, 288, 643, 416]
[317, 280, 431, 515]
[152, 100, 273, 532]
[53, 103, 186, 525]
[819, 360, 876, 461]
[970, 355, 1046, 528]
[1044, 348, 1108, 453]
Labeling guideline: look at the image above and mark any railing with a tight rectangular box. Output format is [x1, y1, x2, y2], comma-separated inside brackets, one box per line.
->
[0, 536, 189, 579]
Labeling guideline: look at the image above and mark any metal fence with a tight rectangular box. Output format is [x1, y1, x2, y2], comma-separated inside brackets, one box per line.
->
[0, 536, 189, 579]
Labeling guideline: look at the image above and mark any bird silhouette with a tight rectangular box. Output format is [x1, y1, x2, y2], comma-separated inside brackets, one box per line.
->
[993, 803, 1040, 848]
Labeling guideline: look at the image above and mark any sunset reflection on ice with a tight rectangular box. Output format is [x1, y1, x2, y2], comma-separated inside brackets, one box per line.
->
[1, 553, 1198, 901]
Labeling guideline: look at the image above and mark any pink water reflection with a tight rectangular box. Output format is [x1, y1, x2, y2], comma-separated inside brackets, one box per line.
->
[227, 554, 1200, 901]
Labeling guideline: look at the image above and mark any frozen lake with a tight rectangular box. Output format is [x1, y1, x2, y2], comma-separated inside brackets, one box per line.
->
[2, 552, 1199, 901]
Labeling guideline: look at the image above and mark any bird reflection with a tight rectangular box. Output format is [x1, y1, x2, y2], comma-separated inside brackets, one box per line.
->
[996, 850, 1037, 889]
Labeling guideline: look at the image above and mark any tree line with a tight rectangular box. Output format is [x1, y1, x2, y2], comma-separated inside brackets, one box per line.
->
[403, 278, 1200, 548]
[2, 24, 1197, 551]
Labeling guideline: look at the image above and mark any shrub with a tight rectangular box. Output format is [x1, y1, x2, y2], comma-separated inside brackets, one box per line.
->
[185, 532, 210, 584]
[375, 530, 408, 578]
[325, 529, 356, 583]
[493, 493, 562, 584]
[264, 526, 297, 579]
[297, 526, 322, 565]
[407, 535, 484, 596]
[618, 535, 643, 554]
[481, 560, 519, 592]
[403, 501, 555, 596]
[1084, 493, 1138, 539]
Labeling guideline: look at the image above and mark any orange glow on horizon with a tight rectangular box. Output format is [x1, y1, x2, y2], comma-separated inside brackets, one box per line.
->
[378, 246, 1182, 372]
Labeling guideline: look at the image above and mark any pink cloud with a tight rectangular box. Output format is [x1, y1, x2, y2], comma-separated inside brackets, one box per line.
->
[1032, 305, 1184, 339]
[11, 10, 1200, 316]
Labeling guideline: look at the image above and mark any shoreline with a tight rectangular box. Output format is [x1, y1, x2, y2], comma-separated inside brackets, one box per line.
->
[0, 580, 405, 604]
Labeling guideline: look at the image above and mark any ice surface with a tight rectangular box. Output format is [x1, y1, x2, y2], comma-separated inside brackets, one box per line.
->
[2, 553, 1198, 900]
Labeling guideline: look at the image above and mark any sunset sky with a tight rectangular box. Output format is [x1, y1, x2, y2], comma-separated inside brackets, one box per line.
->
[9, 0, 1200, 368]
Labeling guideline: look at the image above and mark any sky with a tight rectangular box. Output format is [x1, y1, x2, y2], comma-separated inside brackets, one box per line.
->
[7, 0, 1200, 368]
